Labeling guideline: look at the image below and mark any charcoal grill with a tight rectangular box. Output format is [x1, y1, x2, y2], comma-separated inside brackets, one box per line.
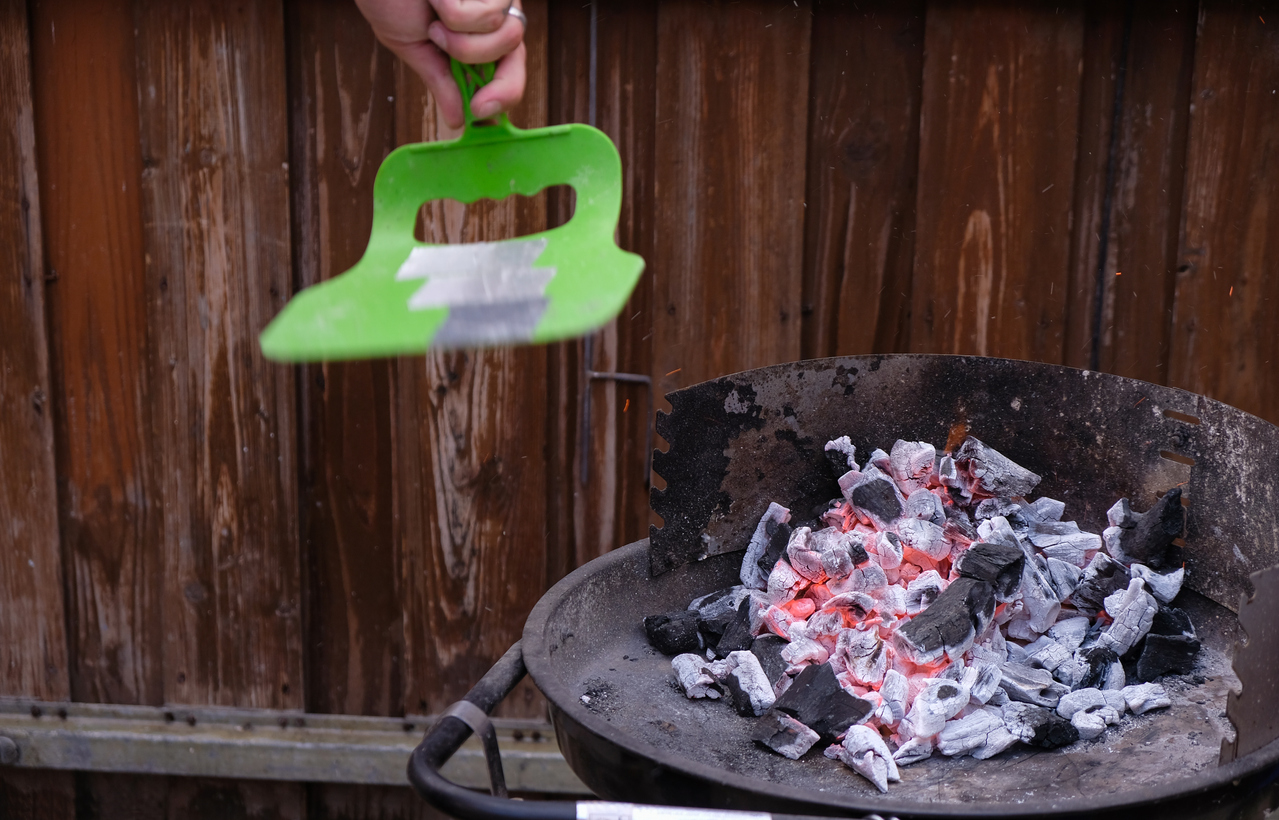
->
[410, 355, 1279, 820]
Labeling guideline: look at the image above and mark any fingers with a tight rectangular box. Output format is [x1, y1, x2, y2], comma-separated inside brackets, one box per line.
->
[395, 40, 467, 130]
[426, 7, 523, 64]
[430, 0, 511, 34]
[468, 42, 526, 120]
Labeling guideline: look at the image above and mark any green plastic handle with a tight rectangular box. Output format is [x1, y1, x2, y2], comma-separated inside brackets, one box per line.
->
[450, 58, 521, 143]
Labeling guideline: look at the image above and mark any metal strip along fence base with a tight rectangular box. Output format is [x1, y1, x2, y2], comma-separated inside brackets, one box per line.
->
[0, 698, 590, 793]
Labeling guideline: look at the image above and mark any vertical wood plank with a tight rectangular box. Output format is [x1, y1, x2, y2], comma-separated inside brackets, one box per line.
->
[1063, 1, 1126, 370]
[1096, 2, 1198, 381]
[594, 1, 660, 554]
[546, 0, 659, 572]
[393, 0, 552, 720]
[801, 0, 925, 359]
[1172, 3, 1279, 424]
[0, 0, 69, 707]
[285, 0, 402, 721]
[134, 0, 302, 712]
[0, 0, 72, 812]
[30, 0, 163, 708]
[910, 5, 1085, 360]
[650, 0, 812, 394]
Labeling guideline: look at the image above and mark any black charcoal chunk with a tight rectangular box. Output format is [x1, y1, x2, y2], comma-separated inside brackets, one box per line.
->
[1150, 606, 1196, 638]
[1072, 554, 1132, 616]
[644, 611, 702, 655]
[756, 521, 793, 580]
[851, 475, 904, 525]
[751, 634, 790, 685]
[774, 662, 873, 741]
[1114, 488, 1185, 569]
[955, 541, 1026, 598]
[897, 577, 995, 659]
[1077, 646, 1120, 691]
[1030, 713, 1079, 748]
[713, 598, 755, 656]
[752, 709, 822, 759]
[1136, 634, 1201, 681]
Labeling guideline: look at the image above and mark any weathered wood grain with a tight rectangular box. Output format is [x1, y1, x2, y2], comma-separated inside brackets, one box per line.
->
[1063, 0, 1126, 370]
[650, 0, 812, 395]
[801, 0, 925, 359]
[393, 0, 552, 720]
[30, 0, 163, 708]
[910, 4, 1084, 360]
[1171, 2, 1279, 425]
[1098, 2, 1198, 382]
[134, 0, 302, 709]
[546, 0, 659, 574]
[0, 0, 68, 705]
[0, 1, 72, 811]
[285, 0, 402, 721]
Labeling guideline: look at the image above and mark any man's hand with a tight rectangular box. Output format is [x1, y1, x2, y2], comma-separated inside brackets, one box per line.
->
[355, 0, 526, 129]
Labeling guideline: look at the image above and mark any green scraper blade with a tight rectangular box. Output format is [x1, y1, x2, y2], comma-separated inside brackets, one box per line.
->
[260, 61, 644, 362]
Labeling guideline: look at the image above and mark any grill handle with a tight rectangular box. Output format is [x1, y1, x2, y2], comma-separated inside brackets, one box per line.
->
[408, 641, 890, 820]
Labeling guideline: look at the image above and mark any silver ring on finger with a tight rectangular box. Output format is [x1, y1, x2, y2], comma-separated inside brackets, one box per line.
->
[506, 5, 527, 29]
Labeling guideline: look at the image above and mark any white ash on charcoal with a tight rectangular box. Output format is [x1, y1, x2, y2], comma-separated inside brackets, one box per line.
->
[652, 433, 1202, 793]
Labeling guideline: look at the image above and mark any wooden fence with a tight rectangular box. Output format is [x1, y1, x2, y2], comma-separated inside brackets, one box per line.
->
[2, 0, 1277, 816]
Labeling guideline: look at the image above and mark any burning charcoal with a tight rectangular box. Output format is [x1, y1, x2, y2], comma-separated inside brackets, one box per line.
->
[753, 709, 821, 759]
[1071, 553, 1132, 616]
[836, 627, 887, 687]
[889, 440, 938, 495]
[712, 598, 755, 656]
[874, 584, 908, 618]
[954, 541, 1025, 599]
[968, 660, 1002, 705]
[892, 735, 934, 766]
[1046, 557, 1083, 600]
[904, 487, 946, 525]
[774, 662, 873, 741]
[757, 521, 795, 583]
[750, 635, 789, 686]
[903, 678, 970, 738]
[1061, 646, 1123, 691]
[1029, 521, 1101, 567]
[1110, 489, 1185, 569]
[1000, 702, 1079, 749]
[828, 724, 900, 793]
[869, 530, 904, 570]
[1070, 705, 1120, 741]
[645, 611, 703, 655]
[741, 503, 793, 589]
[766, 560, 805, 605]
[1026, 496, 1067, 524]
[944, 505, 978, 540]
[785, 526, 825, 582]
[1107, 497, 1138, 529]
[953, 436, 1043, 499]
[820, 545, 854, 580]
[937, 708, 1017, 759]
[1047, 616, 1091, 653]
[1130, 563, 1185, 604]
[671, 654, 720, 699]
[722, 650, 776, 717]
[823, 591, 878, 621]
[847, 470, 906, 528]
[828, 561, 888, 596]
[1097, 578, 1157, 657]
[998, 663, 1068, 708]
[974, 497, 1021, 522]
[825, 436, 858, 473]
[1121, 682, 1172, 714]
[904, 570, 946, 616]
[1018, 557, 1059, 634]
[896, 517, 949, 561]
[976, 514, 1021, 549]
[898, 577, 995, 663]
[1023, 635, 1072, 672]
[781, 635, 830, 673]
[880, 669, 909, 724]
[1055, 687, 1111, 719]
